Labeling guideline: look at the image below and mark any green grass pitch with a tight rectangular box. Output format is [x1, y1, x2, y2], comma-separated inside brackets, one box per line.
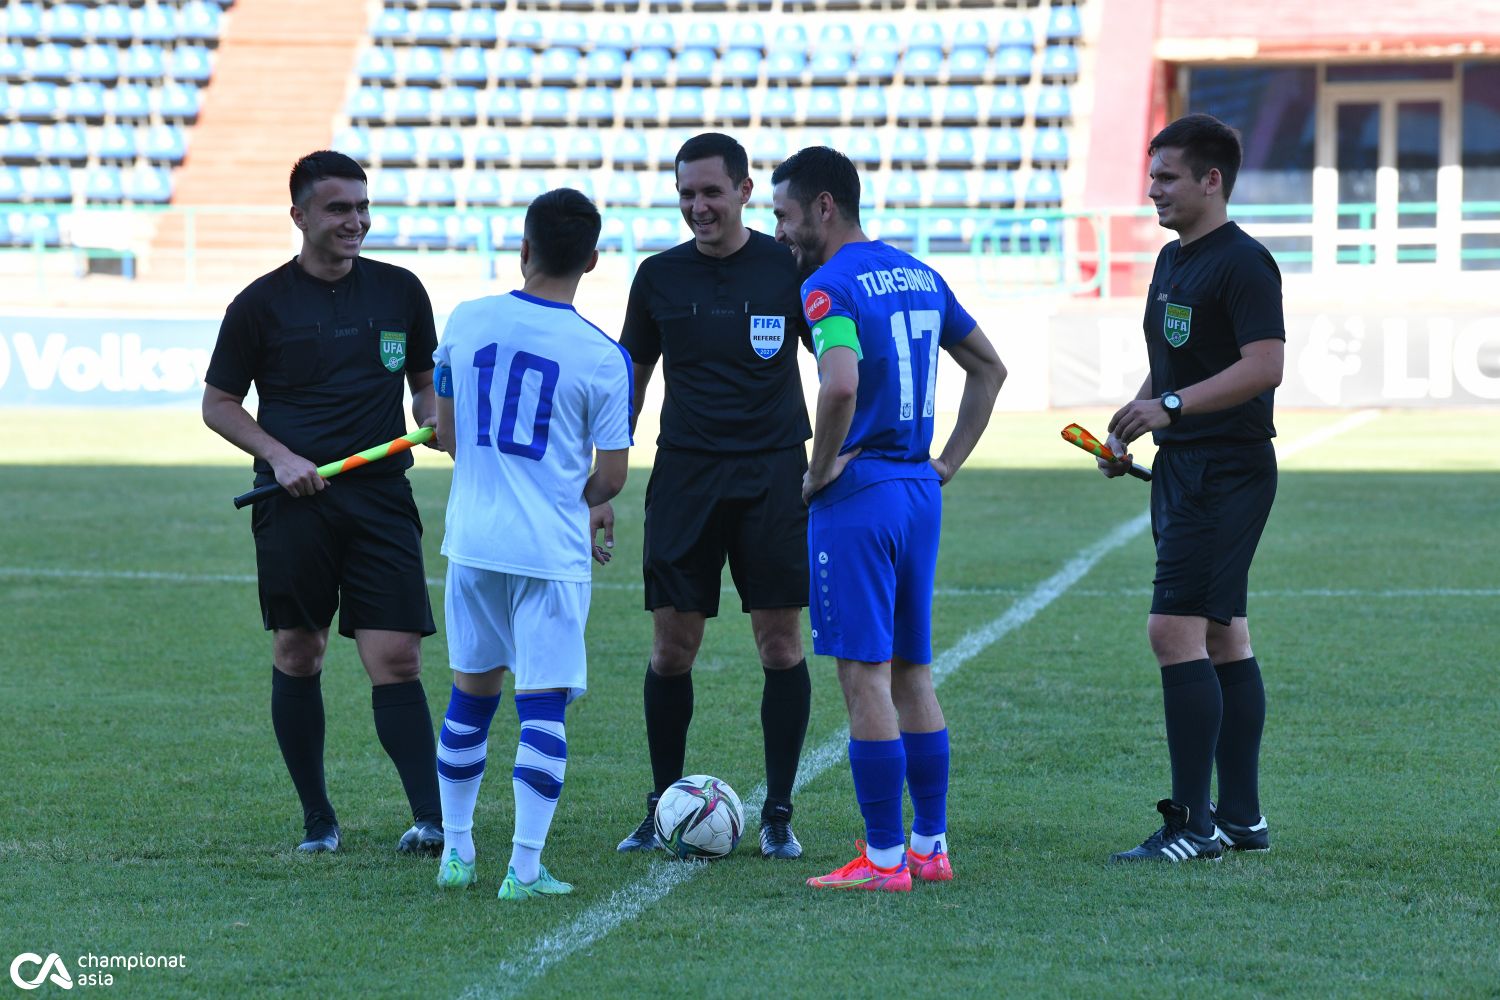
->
[1, 407, 1497, 998]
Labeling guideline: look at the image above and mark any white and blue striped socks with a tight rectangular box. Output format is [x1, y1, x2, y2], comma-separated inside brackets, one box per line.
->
[437, 685, 501, 865]
[510, 690, 568, 884]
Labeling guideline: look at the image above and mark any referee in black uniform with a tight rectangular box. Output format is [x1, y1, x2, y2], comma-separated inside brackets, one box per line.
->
[616, 133, 813, 859]
[203, 150, 444, 856]
[1101, 114, 1284, 863]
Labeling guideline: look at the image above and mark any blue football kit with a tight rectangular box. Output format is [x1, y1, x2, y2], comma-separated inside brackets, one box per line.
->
[799, 241, 975, 664]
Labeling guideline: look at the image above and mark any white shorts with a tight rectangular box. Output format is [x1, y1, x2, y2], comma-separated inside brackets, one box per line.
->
[443, 562, 590, 704]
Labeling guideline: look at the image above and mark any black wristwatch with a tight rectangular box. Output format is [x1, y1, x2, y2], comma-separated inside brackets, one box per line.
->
[1160, 392, 1183, 424]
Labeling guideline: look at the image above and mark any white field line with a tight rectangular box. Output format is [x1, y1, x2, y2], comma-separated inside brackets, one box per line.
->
[457, 408, 1390, 1000]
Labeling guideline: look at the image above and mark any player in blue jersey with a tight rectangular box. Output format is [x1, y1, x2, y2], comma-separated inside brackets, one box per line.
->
[430, 188, 632, 899]
[771, 147, 1007, 891]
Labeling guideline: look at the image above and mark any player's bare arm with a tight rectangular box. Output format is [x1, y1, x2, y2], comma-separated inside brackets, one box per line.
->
[803, 345, 861, 503]
[202, 383, 325, 496]
[932, 326, 1006, 485]
[1108, 339, 1283, 445]
[407, 367, 439, 447]
[585, 448, 629, 565]
[629, 361, 655, 436]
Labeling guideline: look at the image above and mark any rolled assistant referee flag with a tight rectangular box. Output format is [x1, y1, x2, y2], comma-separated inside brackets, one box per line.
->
[232, 426, 435, 509]
[1060, 422, 1152, 482]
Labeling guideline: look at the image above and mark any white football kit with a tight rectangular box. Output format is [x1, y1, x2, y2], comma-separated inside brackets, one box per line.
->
[435, 290, 632, 698]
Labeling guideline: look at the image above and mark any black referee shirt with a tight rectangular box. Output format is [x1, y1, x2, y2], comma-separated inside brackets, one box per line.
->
[620, 229, 811, 453]
[205, 256, 437, 479]
[1143, 221, 1285, 445]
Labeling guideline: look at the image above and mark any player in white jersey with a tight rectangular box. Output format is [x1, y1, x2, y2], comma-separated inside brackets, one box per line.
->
[430, 188, 633, 900]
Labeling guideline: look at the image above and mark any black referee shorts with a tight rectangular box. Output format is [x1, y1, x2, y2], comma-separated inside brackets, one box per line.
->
[642, 446, 810, 617]
[251, 474, 436, 638]
[1150, 440, 1277, 625]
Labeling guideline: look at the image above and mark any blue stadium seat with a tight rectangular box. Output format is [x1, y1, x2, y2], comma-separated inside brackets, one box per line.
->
[720, 47, 761, 84]
[0, 44, 23, 79]
[42, 4, 87, 44]
[0, 168, 25, 203]
[27, 43, 71, 82]
[667, 87, 706, 124]
[94, 123, 136, 160]
[421, 127, 465, 166]
[472, 131, 511, 166]
[908, 21, 946, 50]
[438, 86, 478, 123]
[683, 22, 721, 52]
[464, 170, 503, 205]
[997, 15, 1036, 48]
[564, 129, 604, 166]
[1031, 127, 1070, 165]
[399, 47, 444, 86]
[595, 215, 625, 252]
[926, 216, 977, 252]
[900, 46, 944, 84]
[983, 127, 1024, 166]
[393, 213, 446, 250]
[1, 122, 42, 160]
[883, 172, 922, 208]
[867, 214, 913, 251]
[507, 18, 544, 47]
[44, 122, 89, 162]
[647, 171, 678, 208]
[363, 213, 397, 250]
[61, 81, 106, 122]
[896, 86, 933, 124]
[133, 4, 175, 44]
[993, 46, 1034, 81]
[639, 19, 676, 51]
[378, 127, 418, 166]
[978, 171, 1017, 206]
[447, 48, 487, 86]
[121, 46, 165, 81]
[988, 85, 1027, 123]
[605, 171, 643, 208]
[852, 48, 897, 83]
[953, 19, 990, 51]
[850, 86, 888, 123]
[889, 130, 928, 167]
[817, 22, 856, 54]
[157, 83, 202, 121]
[633, 216, 682, 252]
[809, 50, 852, 85]
[530, 86, 570, 124]
[611, 130, 649, 169]
[929, 171, 971, 208]
[1048, 6, 1083, 42]
[370, 169, 410, 205]
[507, 171, 549, 207]
[674, 47, 716, 85]
[538, 48, 582, 85]
[108, 84, 152, 121]
[1041, 45, 1080, 80]
[1024, 170, 1063, 205]
[1033, 86, 1073, 121]
[416, 170, 457, 205]
[942, 86, 981, 126]
[32, 165, 73, 201]
[139, 124, 187, 164]
[124, 166, 172, 204]
[84, 166, 126, 203]
[936, 128, 975, 167]
[178, 2, 223, 45]
[727, 21, 765, 51]
[628, 48, 671, 85]
[360, 47, 397, 84]
[371, 8, 410, 44]
[516, 128, 557, 167]
[13, 82, 57, 120]
[844, 129, 881, 167]
[495, 48, 534, 85]
[577, 87, 617, 123]
[85, 6, 133, 44]
[455, 8, 498, 45]
[772, 23, 809, 54]
[3, 5, 42, 41]
[411, 9, 453, 45]
[760, 88, 798, 124]
[482, 88, 524, 123]
[804, 86, 843, 125]
[549, 20, 589, 50]
[592, 22, 634, 51]
[862, 22, 901, 53]
[765, 49, 806, 84]
[348, 86, 387, 123]
[948, 46, 990, 84]
[334, 126, 372, 163]
[714, 87, 753, 124]
[390, 88, 433, 124]
[749, 126, 790, 167]
[622, 88, 659, 124]
[584, 47, 626, 85]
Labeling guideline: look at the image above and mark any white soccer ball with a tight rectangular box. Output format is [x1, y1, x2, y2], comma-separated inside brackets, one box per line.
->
[654, 774, 745, 860]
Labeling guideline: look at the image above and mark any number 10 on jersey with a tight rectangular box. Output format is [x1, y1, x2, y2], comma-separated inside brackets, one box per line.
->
[891, 309, 941, 421]
[473, 345, 559, 461]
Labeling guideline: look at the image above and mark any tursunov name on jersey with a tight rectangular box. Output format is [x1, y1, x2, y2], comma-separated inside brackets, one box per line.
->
[855, 267, 939, 297]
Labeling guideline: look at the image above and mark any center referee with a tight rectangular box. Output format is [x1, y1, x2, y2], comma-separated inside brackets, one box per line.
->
[616, 133, 814, 859]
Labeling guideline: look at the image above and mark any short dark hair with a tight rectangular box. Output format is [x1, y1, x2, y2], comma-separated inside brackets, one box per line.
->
[1149, 113, 1243, 200]
[770, 146, 861, 224]
[524, 187, 601, 276]
[289, 150, 367, 206]
[674, 132, 749, 186]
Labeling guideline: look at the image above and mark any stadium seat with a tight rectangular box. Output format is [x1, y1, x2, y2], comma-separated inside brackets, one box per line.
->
[496, 48, 534, 85]
[447, 48, 487, 86]
[516, 128, 558, 167]
[538, 48, 582, 86]
[982, 127, 1024, 166]
[370, 169, 410, 205]
[0, 168, 25, 203]
[852, 48, 897, 84]
[890, 130, 928, 167]
[727, 21, 765, 51]
[10, 82, 56, 121]
[108, 83, 153, 121]
[44, 122, 89, 163]
[997, 15, 1036, 48]
[530, 87, 570, 124]
[0, 44, 24, 80]
[674, 47, 717, 86]
[850, 86, 888, 123]
[977, 171, 1017, 207]
[124, 166, 172, 204]
[348, 86, 387, 123]
[948, 46, 990, 85]
[862, 22, 901, 53]
[772, 23, 809, 54]
[170, 46, 214, 84]
[714, 87, 753, 124]
[62, 81, 107, 122]
[1048, 6, 1084, 42]
[95, 123, 137, 160]
[639, 19, 677, 52]
[455, 9, 498, 45]
[622, 88, 660, 125]
[421, 127, 465, 166]
[178, 2, 224, 45]
[633, 216, 681, 252]
[1031, 127, 1070, 165]
[464, 170, 503, 206]
[936, 128, 976, 167]
[605, 171, 643, 208]
[390, 88, 433, 124]
[122, 44, 167, 81]
[684, 22, 722, 52]
[895, 87, 933, 125]
[1024, 170, 1063, 205]
[647, 170, 678, 208]
[953, 19, 990, 51]
[760, 88, 799, 124]
[416, 170, 457, 205]
[993, 46, 1035, 81]
[804, 87, 844, 126]
[378, 126, 419, 166]
[988, 85, 1027, 123]
[1, 122, 42, 161]
[908, 21, 946, 50]
[3, 6, 41, 42]
[482, 88, 524, 124]
[363, 213, 398, 250]
[472, 131, 512, 166]
[628, 48, 671, 85]
[31, 165, 73, 201]
[27, 43, 71, 82]
[84, 166, 126, 203]
[929, 170, 971, 208]
[592, 22, 634, 50]
[136, 2, 175, 42]
[411, 9, 453, 45]
[371, 8, 411, 43]
[926, 216, 977, 253]
[751, 127, 791, 167]
[883, 172, 922, 208]
[334, 126, 372, 163]
[611, 130, 649, 169]
[399, 47, 444, 87]
[360, 47, 397, 84]
[900, 46, 944, 84]
[809, 50, 853, 85]
[942, 86, 981, 126]
[720, 47, 761, 84]
[157, 83, 202, 121]
[844, 129, 882, 167]
[85, 6, 133, 44]
[766, 49, 807, 84]
[1041, 45, 1080, 80]
[136, 125, 185, 166]
[584, 47, 626, 85]
[508, 18, 544, 47]
[507, 171, 549, 207]
[437, 87, 478, 124]
[42, 4, 87, 44]
[667, 87, 707, 124]
[549, 20, 590, 50]
[564, 129, 604, 167]
[577, 87, 618, 124]
[817, 22, 856, 54]
[1033, 86, 1073, 121]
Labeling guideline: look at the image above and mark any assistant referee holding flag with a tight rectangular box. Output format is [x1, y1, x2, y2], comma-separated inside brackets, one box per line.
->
[616, 133, 814, 859]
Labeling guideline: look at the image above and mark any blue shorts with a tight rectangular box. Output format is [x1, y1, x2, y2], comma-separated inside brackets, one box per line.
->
[807, 477, 941, 665]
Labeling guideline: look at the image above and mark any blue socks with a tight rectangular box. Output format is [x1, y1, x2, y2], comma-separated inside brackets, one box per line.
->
[848, 737, 906, 868]
[903, 728, 950, 856]
[510, 690, 568, 884]
[437, 685, 501, 864]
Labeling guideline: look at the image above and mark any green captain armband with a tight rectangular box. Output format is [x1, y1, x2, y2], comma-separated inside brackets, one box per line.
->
[811, 315, 862, 360]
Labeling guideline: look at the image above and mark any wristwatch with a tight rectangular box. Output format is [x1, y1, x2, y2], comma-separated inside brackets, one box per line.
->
[1160, 392, 1183, 424]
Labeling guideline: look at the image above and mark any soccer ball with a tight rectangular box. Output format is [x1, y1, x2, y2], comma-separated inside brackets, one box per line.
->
[654, 774, 745, 860]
